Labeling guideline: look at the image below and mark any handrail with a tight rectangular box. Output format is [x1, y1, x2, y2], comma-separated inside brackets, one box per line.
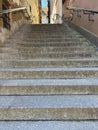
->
[67, 6, 98, 14]
[67, 6, 98, 22]
[0, 1, 32, 30]
[0, 7, 29, 30]
[0, 7, 26, 14]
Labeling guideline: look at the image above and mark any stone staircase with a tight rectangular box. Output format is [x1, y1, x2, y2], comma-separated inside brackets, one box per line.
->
[0, 24, 98, 129]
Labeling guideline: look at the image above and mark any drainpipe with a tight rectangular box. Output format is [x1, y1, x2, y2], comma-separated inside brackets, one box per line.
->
[47, 0, 50, 23]
[39, 0, 42, 23]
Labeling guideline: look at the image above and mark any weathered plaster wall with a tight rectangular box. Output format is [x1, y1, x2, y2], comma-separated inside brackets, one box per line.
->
[72, 0, 98, 36]
[70, 0, 98, 10]
[62, 0, 71, 16]
[63, 0, 98, 36]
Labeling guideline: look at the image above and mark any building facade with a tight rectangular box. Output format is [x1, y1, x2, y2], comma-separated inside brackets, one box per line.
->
[48, 0, 62, 24]
[32, 0, 42, 24]
[0, 0, 41, 30]
[0, 0, 41, 42]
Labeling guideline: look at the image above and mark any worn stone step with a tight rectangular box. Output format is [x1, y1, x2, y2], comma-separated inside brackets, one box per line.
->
[0, 46, 95, 53]
[7, 40, 89, 45]
[5, 42, 91, 47]
[0, 52, 94, 60]
[15, 31, 71, 33]
[0, 58, 98, 68]
[16, 32, 74, 34]
[0, 121, 97, 130]
[0, 79, 98, 95]
[9, 37, 87, 42]
[20, 30, 71, 32]
[0, 50, 95, 54]
[21, 29, 73, 31]
[7, 38, 89, 43]
[17, 34, 83, 38]
[0, 95, 98, 120]
[5, 43, 90, 49]
[0, 68, 98, 79]
[9, 33, 84, 37]
[0, 41, 90, 46]
[13, 34, 84, 38]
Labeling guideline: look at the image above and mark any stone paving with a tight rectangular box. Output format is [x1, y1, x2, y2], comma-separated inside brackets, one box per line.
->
[0, 24, 98, 129]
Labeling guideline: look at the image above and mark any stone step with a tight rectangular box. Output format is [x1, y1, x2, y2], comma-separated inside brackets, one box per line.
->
[0, 79, 98, 95]
[0, 58, 98, 68]
[18, 30, 80, 32]
[7, 40, 89, 44]
[14, 31, 75, 33]
[0, 46, 95, 53]
[0, 46, 96, 52]
[8, 40, 87, 44]
[0, 67, 98, 79]
[16, 34, 83, 38]
[14, 32, 73, 34]
[17, 30, 79, 33]
[13, 34, 84, 38]
[18, 29, 77, 32]
[0, 49, 95, 54]
[7, 38, 88, 43]
[4, 38, 89, 43]
[0, 95, 97, 120]
[0, 121, 97, 130]
[9, 37, 87, 41]
[5, 43, 90, 48]
[0, 52, 94, 60]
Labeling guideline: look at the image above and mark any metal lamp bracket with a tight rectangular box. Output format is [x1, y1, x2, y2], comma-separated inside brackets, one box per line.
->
[83, 11, 94, 22]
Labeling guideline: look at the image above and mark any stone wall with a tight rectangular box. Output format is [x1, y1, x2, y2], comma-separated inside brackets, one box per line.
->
[0, 0, 42, 42]
[0, 18, 26, 43]
[0, 0, 27, 42]
[10, 0, 41, 24]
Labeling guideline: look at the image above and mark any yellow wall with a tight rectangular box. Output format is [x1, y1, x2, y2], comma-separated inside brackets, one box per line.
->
[0, 0, 41, 25]
[32, 0, 41, 24]
[11, 4, 23, 22]
[12, 0, 41, 24]
[10, 0, 33, 23]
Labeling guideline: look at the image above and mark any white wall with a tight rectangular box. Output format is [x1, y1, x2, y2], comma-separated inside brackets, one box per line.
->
[49, 0, 62, 24]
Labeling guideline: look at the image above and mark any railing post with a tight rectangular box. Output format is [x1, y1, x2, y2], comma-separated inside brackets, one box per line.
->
[67, 6, 98, 22]
[2, 2, 11, 30]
